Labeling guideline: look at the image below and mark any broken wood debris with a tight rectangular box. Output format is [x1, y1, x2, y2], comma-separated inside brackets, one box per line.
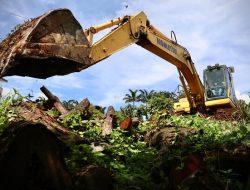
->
[61, 98, 91, 118]
[15, 102, 78, 140]
[40, 85, 69, 115]
[0, 121, 73, 190]
[101, 106, 116, 136]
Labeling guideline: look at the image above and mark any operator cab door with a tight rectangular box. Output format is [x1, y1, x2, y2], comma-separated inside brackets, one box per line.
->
[203, 64, 237, 108]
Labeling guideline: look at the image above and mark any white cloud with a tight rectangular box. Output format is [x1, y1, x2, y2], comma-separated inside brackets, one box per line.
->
[95, 90, 124, 107]
[236, 90, 250, 104]
[119, 61, 175, 86]
[45, 75, 85, 89]
[0, 87, 13, 97]
[5, 74, 85, 90]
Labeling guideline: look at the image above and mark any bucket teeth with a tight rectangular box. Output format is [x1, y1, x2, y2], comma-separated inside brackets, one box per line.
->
[0, 9, 91, 79]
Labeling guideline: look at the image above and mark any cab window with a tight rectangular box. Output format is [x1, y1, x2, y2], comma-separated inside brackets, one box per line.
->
[205, 68, 226, 98]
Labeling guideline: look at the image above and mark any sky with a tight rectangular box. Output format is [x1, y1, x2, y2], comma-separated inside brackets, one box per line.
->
[0, 0, 250, 108]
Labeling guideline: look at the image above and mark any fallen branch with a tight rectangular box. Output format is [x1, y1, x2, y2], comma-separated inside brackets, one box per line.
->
[16, 102, 79, 140]
[40, 85, 68, 115]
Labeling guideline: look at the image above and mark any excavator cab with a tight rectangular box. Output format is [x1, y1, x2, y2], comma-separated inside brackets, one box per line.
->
[203, 64, 237, 109]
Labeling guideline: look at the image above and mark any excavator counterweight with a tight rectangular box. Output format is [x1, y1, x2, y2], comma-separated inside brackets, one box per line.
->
[0, 9, 91, 79]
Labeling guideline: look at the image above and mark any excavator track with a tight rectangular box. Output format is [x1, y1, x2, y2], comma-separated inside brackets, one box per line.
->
[204, 108, 241, 121]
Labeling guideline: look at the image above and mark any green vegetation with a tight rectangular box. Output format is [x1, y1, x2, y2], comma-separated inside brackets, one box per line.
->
[0, 89, 250, 189]
[120, 89, 175, 122]
[0, 89, 24, 133]
[238, 99, 250, 123]
[63, 99, 79, 110]
[168, 114, 250, 149]
[64, 127, 158, 189]
[62, 89, 250, 189]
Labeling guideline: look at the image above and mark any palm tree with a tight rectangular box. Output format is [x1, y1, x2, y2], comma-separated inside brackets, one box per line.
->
[120, 104, 134, 117]
[63, 99, 79, 110]
[123, 89, 139, 107]
[137, 89, 155, 119]
[158, 91, 177, 100]
[138, 89, 155, 103]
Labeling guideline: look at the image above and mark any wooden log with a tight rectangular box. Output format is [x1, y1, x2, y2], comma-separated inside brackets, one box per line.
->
[74, 98, 90, 113]
[40, 85, 68, 115]
[132, 117, 140, 127]
[75, 165, 113, 190]
[120, 117, 132, 131]
[61, 98, 91, 118]
[15, 102, 82, 141]
[101, 106, 116, 136]
[0, 121, 73, 190]
[144, 125, 199, 146]
[0, 86, 2, 97]
[120, 117, 139, 131]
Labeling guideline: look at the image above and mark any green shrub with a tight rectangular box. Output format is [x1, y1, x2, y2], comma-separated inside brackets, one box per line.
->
[0, 89, 24, 133]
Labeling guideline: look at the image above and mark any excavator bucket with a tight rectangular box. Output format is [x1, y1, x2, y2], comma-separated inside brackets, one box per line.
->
[0, 9, 91, 79]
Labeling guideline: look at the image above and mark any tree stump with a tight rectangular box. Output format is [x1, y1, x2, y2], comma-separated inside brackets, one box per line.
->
[75, 165, 113, 190]
[120, 117, 132, 131]
[120, 117, 140, 131]
[61, 98, 91, 118]
[40, 85, 68, 115]
[101, 106, 116, 136]
[0, 121, 73, 190]
[16, 102, 77, 139]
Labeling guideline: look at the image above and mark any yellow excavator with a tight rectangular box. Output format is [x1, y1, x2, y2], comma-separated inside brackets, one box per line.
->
[0, 9, 237, 113]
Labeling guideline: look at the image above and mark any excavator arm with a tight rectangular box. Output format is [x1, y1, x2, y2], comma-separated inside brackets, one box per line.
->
[0, 9, 205, 112]
[86, 11, 204, 111]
